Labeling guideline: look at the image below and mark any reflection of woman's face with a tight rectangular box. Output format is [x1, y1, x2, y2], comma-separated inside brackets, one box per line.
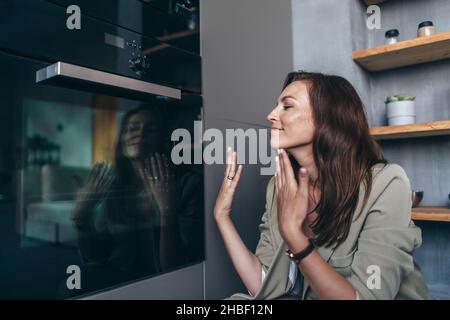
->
[122, 111, 163, 159]
[267, 81, 315, 150]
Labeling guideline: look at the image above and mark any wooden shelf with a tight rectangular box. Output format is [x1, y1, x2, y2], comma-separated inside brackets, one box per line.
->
[370, 120, 450, 140]
[412, 206, 450, 222]
[352, 31, 450, 71]
[363, 0, 386, 5]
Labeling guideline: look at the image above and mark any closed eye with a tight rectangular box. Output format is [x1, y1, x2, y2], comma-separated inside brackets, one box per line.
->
[282, 105, 293, 110]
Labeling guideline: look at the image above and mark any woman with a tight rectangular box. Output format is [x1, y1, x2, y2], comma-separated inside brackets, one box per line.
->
[71, 105, 203, 293]
[214, 71, 430, 300]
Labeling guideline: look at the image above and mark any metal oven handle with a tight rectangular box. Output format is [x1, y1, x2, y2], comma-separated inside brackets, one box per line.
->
[36, 62, 181, 100]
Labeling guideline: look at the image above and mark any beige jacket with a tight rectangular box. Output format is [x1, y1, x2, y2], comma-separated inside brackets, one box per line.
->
[226, 163, 431, 300]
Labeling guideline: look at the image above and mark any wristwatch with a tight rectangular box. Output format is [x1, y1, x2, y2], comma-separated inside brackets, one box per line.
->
[285, 238, 315, 263]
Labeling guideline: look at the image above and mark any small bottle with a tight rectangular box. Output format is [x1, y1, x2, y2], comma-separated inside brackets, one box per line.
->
[418, 21, 435, 37]
[385, 29, 399, 44]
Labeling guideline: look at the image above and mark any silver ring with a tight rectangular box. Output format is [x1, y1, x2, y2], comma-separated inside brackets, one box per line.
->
[153, 176, 159, 181]
[226, 175, 234, 180]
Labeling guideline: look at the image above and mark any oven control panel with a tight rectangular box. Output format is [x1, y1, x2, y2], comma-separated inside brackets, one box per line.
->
[126, 40, 151, 76]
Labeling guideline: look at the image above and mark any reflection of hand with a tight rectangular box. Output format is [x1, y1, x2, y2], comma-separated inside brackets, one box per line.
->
[74, 162, 115, 211]
[139, 153, 176, 216]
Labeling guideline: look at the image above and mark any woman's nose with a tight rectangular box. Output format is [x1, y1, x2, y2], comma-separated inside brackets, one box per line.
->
[128, 127, 144, 138]
[267, 107, 278, 123]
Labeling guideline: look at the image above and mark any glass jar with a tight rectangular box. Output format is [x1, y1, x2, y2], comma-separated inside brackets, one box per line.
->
[418, 21, 435, 37]
[385, 29, 399, 44]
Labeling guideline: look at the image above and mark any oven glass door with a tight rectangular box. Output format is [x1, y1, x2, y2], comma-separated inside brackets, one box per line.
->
[0, 50, 204, 299]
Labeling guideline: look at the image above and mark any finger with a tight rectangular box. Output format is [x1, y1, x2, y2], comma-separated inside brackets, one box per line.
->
[144, 157, 153, 183]
[230, 164, 243, 187]
[230, 150, 237, 177]
[278, 150, 285, 186]
[150, 155, 159, 180]
[105, 169, 115, 187]
[144, 156, 155, 191]
[95, 162, 108, 189]
[275, 156, 281, 195]
[89, 162, 101, 191]
[297, 167, 310, 198]
[101, 168, 115, 194]
[225, 146, 232, 178]
[138, 158, 149, 188]
[280, 149, 296, 187]
[101, 163, 113, 185]
[101, 163, 113, 186]
[226, 150, 237, 186]
[86, 162, 101, 185]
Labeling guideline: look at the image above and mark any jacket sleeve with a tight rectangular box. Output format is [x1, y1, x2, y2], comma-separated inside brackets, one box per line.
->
[254, 177, 276, 275]
[346, 165, 422, 300]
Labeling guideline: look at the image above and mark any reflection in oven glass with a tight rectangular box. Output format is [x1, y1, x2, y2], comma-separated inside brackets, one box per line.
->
[19, 98, 203, 298]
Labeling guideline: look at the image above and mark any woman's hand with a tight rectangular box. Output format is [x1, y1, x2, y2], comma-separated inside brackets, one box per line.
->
[139, 153, 177, 215]
[213, 147, 243, 221]
[74, 162, 115, 211]
[275, 149, 310, 243]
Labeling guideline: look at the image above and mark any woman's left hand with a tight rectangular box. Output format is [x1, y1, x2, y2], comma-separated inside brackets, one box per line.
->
[275, 149, 310, 243]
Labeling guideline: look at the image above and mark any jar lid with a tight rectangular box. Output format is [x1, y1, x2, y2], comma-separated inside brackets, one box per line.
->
[385, 29, 399, 38]
[418, 21, 434, 28]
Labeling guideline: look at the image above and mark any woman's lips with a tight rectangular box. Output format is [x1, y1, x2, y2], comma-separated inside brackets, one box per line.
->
[128, 140, 143, 147]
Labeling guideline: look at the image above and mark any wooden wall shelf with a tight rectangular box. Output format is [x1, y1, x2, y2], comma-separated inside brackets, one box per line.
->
[370, 120, 450, 140]
[412, 207, 450, 222]
[352, 31, 450, 71]
[363, 0, 386, 5]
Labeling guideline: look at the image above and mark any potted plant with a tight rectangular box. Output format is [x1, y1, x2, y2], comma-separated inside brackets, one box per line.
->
[385, 94, 416, 126]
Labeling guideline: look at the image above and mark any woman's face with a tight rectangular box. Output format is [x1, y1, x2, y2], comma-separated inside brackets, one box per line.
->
[122, 110, 163, 158]
[267, 80, 315, 150]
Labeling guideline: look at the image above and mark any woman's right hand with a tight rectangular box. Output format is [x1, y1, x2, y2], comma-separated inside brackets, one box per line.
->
[74, 162, 115, 211]
[213, 147, 243, 221]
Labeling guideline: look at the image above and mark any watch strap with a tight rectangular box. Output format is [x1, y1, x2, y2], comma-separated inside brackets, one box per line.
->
[285, 238, 315, 263]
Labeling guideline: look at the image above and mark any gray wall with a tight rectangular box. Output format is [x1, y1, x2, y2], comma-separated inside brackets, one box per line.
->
[292, 0, 371, 106]
[291, 0, 450, 299]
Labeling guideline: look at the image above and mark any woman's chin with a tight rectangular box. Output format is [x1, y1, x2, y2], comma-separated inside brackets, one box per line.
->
[270, 138, 282, 150]
[270, 140, 289, 150]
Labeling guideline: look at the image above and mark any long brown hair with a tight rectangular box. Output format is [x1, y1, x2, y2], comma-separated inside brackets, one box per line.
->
[283, 71, 387, 248]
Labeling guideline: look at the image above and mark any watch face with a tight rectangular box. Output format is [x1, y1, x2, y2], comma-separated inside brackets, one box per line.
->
[285, 250, 294, 259]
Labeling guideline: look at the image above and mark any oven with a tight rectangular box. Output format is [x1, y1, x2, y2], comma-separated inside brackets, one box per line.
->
[0, 0, 203, 299]
[46, 0, 200, 54]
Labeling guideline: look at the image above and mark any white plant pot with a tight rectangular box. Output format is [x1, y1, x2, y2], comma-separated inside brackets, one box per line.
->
[386, 100, 415, 126]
